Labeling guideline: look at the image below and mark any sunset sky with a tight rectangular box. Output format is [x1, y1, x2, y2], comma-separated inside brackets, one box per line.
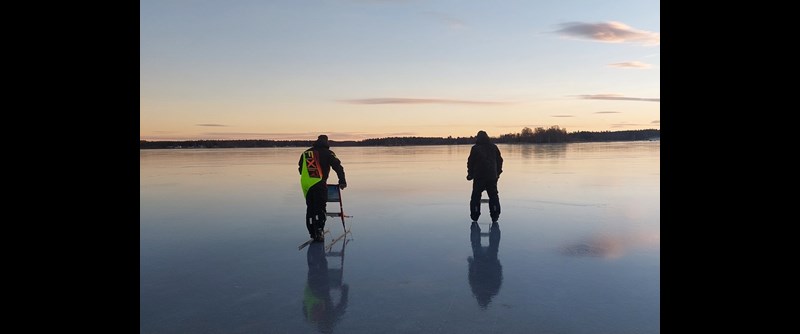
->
[140, 0, 659, 141]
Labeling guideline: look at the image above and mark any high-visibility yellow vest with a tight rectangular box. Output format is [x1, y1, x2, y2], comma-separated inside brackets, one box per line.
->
[300, 150, 324, 198]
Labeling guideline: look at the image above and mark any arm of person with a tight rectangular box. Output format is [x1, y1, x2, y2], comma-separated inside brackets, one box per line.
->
[298, 154, 303, 175]
[330, 151, 347, 189]
[466, 147, 476, 180]
[495, 146, 503, 177]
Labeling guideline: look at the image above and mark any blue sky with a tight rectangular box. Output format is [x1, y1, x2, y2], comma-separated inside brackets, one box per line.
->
[140, 0, 659, 141]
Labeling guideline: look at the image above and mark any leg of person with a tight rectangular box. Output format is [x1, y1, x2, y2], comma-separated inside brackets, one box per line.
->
[309, 183, 328, 241]
[470, 179, 485, 222]
[306, 217, 315, 239]
[305, 193, 316, 238]
[486, 179, 501, 223]
[319, 183, 328, 232]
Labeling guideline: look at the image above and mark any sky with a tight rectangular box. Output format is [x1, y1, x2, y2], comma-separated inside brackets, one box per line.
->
[140, 0, 660, 141]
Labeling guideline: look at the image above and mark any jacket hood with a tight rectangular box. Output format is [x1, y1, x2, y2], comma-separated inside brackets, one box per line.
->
[475, 130, 490, 144]
[313, 135, 330, 148]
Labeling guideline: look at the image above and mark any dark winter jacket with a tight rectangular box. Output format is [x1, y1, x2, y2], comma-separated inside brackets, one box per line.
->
[467, 131, 503, 180]
[298, 136, 347, 185]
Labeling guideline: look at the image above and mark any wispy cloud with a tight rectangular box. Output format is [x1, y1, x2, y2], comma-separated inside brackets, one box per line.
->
[350, 0, 411, 3]
[608, 61, 651, 69]
[341, 98, 510, 105]
[196, 123, 228, 127]
[610, 123, 656, 128]
[651, 120, 660, 124]
[555, 21, 659, 45]
[423, 11, 467, 29]
[594, 111, 621, 114]
[576, 94, 659, 102]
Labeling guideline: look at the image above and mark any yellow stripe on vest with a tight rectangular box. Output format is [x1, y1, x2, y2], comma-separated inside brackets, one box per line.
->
[300, 150, 324, 198]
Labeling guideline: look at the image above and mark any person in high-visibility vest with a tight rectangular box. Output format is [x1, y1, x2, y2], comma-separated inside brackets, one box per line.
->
[298, 135, 347, 241]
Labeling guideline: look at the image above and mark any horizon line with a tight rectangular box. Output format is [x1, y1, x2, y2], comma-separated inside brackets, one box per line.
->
[140, 128, 660, 142]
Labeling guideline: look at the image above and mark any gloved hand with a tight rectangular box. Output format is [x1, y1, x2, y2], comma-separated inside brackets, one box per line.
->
[339, 182, 347, 190]
[466, 174, 473, 181]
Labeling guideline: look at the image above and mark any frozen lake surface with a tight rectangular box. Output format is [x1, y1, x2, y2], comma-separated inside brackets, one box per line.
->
[140, 142, 660, 334]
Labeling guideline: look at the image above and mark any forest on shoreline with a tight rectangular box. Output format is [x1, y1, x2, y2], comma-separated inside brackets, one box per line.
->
[140, 126, 660, 149]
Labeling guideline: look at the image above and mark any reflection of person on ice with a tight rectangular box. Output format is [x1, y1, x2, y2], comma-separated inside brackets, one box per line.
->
[303, 242, 349, 333]
[469, 221, 502, 309]
[299, 135, 347, 242]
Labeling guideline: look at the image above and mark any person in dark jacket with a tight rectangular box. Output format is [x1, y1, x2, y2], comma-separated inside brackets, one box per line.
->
[467, 130, 503, 223]
[299, 135, 347, 241]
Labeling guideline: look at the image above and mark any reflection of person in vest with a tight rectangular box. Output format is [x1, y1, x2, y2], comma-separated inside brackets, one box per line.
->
[468, 221, 502, 309]
[303, 242, 349, 333]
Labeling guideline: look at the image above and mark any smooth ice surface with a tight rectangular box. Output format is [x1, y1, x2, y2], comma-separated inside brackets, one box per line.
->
[140, 142, 660, 334]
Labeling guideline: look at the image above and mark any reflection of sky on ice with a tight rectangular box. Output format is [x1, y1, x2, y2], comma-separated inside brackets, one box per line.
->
[140, 142, 660, 334]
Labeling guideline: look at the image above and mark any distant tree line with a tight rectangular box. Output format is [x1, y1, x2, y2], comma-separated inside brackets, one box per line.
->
[497, 126, 660, 143]
[140, 127, 659, 149]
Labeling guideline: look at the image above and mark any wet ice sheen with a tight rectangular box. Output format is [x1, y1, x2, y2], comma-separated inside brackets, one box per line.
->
[140, 142, 660, 334]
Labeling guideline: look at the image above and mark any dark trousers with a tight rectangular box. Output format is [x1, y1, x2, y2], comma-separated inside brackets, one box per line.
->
[305, 182, 328, 235]
[470, 178, 500, 221]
